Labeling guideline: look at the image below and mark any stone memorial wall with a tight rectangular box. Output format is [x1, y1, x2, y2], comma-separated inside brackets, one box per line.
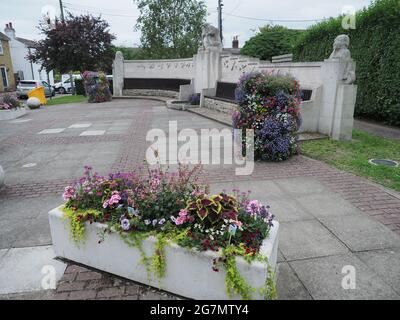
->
[113, 27, 357, 141]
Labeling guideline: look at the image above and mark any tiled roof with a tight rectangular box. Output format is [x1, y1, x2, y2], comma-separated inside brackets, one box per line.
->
[15, 37, 37, 48]
[0, 32, 10, 41]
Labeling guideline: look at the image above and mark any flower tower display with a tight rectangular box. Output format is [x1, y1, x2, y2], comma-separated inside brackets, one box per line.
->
[233, 72, 302, 161]
[82, 71, 112, 103]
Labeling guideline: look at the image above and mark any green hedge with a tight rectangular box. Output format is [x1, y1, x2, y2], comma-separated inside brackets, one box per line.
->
[293, 0, 400, 126]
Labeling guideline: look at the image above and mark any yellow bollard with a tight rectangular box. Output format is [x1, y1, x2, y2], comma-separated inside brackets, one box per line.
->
[28, 86, 47, 105]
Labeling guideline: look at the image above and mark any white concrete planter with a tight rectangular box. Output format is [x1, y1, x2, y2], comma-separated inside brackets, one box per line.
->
[49, 206, 279, 300]
[0, 108, 27, 121]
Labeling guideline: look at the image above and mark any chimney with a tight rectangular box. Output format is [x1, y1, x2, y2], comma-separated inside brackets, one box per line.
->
[4, 22, 16, 40]
[232, 36, 239, 49]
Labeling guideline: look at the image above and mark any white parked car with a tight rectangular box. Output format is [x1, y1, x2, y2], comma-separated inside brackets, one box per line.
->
[16, 80, 55, 99]
[54, 74, 82, 94]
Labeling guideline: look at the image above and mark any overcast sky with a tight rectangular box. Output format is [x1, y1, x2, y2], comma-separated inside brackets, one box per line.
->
[0, 0, 373, 47]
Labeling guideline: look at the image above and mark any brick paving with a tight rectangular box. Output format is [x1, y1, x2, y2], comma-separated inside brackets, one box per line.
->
[53, 264, 180, 300]
[1, 98, 400, 299]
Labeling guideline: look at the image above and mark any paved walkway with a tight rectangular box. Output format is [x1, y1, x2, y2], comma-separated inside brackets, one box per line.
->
[1, 99, 400, 300]
[354, 119, 400, 140]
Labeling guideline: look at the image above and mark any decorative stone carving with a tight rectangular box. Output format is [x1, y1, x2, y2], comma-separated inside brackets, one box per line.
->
[329, 35, 356, 84]
[199, 23, 222, 52]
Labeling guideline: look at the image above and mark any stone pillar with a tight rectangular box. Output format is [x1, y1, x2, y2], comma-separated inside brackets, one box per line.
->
[112, 51, 124, 97]
[331, 84, 358, 140]
[319, 35, 358, 141]
[319, 59, 345, 136]
[194, 49, 221, 97]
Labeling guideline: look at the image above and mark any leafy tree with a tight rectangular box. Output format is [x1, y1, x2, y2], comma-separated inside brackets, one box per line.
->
[29, 13, 116, 79]
[133, 0, 207, 59]
[241, 25, 303, 61]
[112, 46, 145, 60]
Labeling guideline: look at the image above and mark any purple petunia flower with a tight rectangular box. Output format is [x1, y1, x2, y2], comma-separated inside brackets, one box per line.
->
[121, 219, 130, 231]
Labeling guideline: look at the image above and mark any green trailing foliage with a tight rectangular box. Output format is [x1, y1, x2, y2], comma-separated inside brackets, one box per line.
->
[61, 164, 277, 300]
[293, 0, 400, 126]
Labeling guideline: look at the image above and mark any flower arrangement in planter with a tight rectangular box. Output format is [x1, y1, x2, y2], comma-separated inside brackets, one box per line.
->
[82, 71, 112, 103]
[0, 93, 26, 121]
[53, 163, 278, 300]
[0, 93, 22, 110]
[233, 72, 302, 161]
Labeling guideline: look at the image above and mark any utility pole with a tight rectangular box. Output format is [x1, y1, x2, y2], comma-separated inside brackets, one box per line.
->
[59, 0, 65, 22]
[218, 0, 223, 42]
[59, 0, 75, 95]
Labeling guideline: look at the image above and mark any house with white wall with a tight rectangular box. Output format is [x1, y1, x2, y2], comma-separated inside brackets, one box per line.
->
[4, 22, 54, 85]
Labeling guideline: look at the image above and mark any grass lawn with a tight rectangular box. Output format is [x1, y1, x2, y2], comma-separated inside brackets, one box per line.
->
[46, 95, 87, 106]
[301, 130, 400, 192]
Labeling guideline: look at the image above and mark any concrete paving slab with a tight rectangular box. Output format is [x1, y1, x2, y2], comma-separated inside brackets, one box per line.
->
[279, 220, 349, 260]
[356, 248, 400, 294]
[12, 217, 53, 248]
[277, 250, 285, 263]
[0, 246, 66, 295]
[296, 193, 362, 218]
[290, 253, 400, 300]
[320, 214, 400, 251]
[0, 249, 9, 262]
[0, 195, 62, 220]
[275, 177, 329, 195]
[268, 197, 314, 222]
[276, 262, 312, 300]
[0, 219, 24, 250]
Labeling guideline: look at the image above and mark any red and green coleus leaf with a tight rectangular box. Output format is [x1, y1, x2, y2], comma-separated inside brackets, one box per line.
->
[197, 208, 209, 220]
[199, 198, 214, 207]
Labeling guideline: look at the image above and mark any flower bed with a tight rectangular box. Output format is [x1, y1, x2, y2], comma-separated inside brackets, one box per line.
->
[0, 93, 26, 121]
[233, 72, 302, 161]
[49, 164, 279, 300]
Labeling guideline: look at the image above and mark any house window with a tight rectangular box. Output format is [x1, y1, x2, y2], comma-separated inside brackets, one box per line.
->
[0, 41, 3, 55]
[1, 67, 9, 88]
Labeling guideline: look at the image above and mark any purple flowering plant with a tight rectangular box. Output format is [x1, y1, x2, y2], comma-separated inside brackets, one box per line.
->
[62, 162, 275, 257]
[233, 72, 302, 161]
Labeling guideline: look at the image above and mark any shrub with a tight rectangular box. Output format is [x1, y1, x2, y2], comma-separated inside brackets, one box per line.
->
[74, 79, 86, 96]
[293, 0, 400, 126]
[82, 71, 112, 103]
[0, 93, 22, 110]
[241, 25, 303, 61]
[233, 72, 301, 161]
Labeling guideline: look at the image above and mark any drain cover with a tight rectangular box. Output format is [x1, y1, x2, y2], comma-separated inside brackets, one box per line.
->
[369, 159, 399, 167]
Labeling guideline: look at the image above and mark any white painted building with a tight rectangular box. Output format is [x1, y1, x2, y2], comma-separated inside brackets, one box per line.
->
[4, 22, 54, 85]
